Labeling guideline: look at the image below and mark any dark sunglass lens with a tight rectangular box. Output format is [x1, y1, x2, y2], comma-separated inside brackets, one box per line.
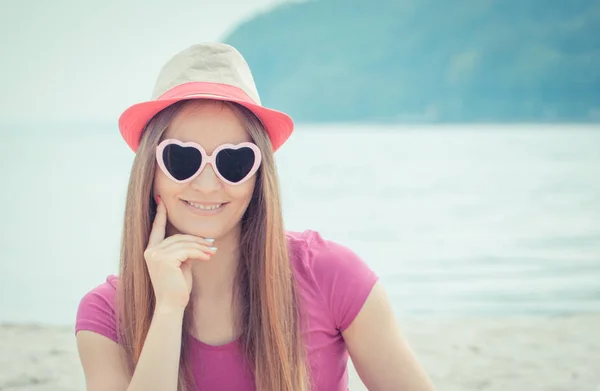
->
[162, 144, 202, 181]
[215, 148, 256, 183]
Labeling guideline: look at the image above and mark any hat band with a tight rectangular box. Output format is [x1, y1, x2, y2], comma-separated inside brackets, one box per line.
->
[156, 81, 259, 105]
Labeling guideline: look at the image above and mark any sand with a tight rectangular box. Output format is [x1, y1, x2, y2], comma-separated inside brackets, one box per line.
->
[1, 314, 599, 391]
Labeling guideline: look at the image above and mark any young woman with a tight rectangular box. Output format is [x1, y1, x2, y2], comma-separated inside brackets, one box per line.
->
[75, 42, 437, 391]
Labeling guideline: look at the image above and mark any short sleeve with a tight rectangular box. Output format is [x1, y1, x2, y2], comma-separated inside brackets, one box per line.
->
[304, 231, 379, 332]
[75, 275, 119, 343]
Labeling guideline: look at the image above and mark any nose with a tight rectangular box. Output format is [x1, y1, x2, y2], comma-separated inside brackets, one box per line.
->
[190, 163, 222, 192]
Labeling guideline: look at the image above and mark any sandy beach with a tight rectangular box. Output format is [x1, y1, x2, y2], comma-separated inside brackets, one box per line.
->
[1, 314, 598, 391]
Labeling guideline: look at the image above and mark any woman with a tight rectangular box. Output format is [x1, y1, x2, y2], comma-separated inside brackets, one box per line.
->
[75, 42, 436, 391]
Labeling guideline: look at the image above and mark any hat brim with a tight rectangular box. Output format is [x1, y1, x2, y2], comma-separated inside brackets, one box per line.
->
[118, 84, 293, 153]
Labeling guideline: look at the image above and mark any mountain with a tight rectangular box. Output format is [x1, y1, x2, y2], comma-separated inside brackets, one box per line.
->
[223, 0, 600, 123]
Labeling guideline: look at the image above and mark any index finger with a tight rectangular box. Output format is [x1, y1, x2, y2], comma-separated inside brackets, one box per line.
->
[148, 197, 167, 246]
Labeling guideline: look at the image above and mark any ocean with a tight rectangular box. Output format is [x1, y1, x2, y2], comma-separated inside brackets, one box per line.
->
[1, 123, 599, 325]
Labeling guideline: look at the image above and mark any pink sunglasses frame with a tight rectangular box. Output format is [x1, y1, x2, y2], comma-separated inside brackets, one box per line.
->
[155, 139, 262, 186]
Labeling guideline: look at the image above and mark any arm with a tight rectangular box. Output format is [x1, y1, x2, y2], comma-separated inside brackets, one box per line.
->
[343, 281, 437, 391]
[76, 200, 212, 391]
[76, 306, 185, 391]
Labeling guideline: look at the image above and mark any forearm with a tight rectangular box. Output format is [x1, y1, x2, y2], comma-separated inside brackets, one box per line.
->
[128, 306, 185, 391]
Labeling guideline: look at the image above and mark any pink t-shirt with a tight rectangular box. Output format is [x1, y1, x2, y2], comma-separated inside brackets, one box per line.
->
[75, 230, 378, 390]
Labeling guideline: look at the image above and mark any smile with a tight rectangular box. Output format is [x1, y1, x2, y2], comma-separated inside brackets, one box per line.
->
[184, 200, 224, 210]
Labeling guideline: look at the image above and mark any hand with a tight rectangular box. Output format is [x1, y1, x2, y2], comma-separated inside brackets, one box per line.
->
[143, 197, 216, 310]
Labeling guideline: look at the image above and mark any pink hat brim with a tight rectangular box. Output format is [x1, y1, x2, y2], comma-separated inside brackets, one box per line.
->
[118, 82, 293, 152]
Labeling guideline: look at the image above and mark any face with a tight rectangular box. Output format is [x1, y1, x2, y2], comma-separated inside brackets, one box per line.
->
[153, 100, 258, 240]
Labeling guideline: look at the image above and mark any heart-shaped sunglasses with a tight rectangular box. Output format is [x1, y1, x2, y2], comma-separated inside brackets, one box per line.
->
[156, 139, 262, 185]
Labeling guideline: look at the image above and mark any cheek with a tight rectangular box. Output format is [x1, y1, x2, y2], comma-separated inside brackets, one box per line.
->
[153, 171, 178, 199]
[226, 179, 256, 206]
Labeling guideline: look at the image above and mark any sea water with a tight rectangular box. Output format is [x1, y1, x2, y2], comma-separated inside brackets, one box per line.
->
[1, 123, 599, 325]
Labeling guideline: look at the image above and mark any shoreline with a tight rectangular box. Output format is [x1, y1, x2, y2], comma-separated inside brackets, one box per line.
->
[2, 313, 599, 391]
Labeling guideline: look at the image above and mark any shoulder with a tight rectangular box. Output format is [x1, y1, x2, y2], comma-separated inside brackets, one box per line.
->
[286, 230, 379, 331]
[75, 275, 119, 343]
[286, 229, 376, 276]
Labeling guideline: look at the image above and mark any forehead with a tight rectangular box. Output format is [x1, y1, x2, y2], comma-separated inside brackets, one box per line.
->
[164, 100, 252, 149]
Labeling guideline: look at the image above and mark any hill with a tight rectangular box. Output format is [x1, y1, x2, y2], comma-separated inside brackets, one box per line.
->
[224, 0, 600, 123]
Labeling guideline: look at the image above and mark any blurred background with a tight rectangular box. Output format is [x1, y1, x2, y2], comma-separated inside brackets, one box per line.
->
[0, 0, 599, 390]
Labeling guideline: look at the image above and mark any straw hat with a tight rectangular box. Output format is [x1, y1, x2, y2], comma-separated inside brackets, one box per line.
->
[118, 42, 293, 152]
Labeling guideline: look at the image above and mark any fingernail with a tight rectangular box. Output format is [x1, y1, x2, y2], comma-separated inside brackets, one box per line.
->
[155, 195, 161, 204]
[204, 238, 215, 243]
[208, 246, 217, 252]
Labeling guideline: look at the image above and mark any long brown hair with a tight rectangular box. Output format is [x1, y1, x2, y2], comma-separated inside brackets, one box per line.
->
[115, 99, 310, 390]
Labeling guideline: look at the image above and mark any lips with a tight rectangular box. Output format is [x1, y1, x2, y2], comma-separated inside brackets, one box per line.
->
[183, 200, 224, 210]
[184, 201, 223, 210]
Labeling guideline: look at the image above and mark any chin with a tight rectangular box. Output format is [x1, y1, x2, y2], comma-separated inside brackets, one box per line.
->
[181, 224, 223, 239]
[176, 218, 238, 240]
[169, 205, 246, 240]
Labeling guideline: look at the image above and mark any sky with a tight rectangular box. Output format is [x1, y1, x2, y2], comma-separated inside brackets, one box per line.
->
[0, 0, 289, 123]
